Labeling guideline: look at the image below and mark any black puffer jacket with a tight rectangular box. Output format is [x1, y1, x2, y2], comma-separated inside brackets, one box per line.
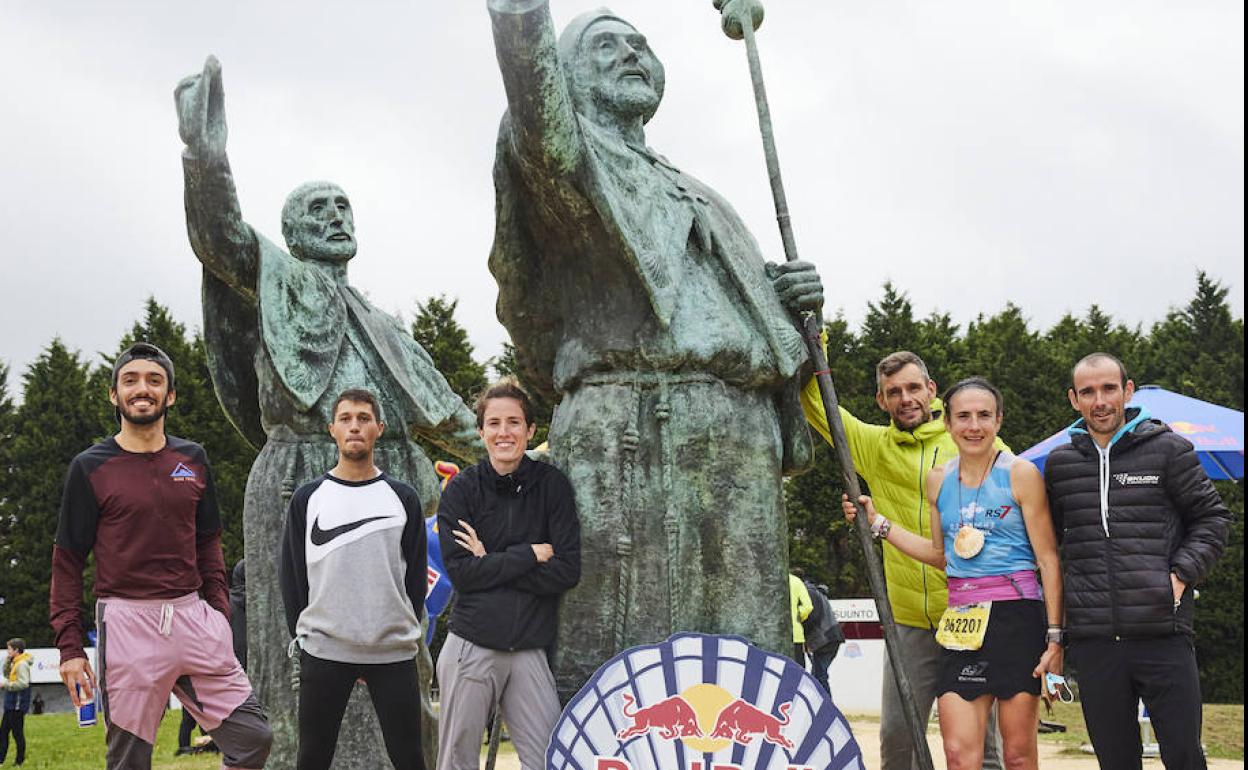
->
[1045, 407, 1231, 640]
[437, 456, 581, 651]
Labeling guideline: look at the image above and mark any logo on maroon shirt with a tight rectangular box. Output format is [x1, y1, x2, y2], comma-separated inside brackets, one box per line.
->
[170, 462, 197, 481]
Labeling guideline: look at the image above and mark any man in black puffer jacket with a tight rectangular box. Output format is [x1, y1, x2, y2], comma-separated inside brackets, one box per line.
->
[1046, 353, 1231, 770]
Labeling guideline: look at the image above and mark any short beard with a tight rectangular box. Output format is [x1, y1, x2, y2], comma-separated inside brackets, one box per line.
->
[339, 446, 371, 463]
[118, 402, 169, 427]
[591, 83, 659, 122]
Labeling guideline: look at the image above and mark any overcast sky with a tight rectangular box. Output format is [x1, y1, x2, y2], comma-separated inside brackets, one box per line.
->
[1, 1, 1242, 398]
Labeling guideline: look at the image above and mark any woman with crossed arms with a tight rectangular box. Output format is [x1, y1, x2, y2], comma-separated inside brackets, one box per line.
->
[844, 377, 1063, 770]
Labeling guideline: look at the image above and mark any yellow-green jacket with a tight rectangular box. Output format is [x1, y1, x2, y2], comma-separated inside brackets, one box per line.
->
[801, 377, 1007, 629]
[789, 573, 813, 643]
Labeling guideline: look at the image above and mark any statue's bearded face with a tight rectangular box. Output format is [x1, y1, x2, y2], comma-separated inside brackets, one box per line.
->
[576, 20, 664, 123]
[283, 184, 357, 263]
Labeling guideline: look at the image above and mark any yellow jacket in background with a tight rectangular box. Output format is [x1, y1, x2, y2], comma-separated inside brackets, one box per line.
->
[789, 573, 813, 644]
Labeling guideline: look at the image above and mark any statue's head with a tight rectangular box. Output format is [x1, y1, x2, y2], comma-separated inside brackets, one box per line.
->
[281, 181, 357, 263]
[559, 9, 666, 128]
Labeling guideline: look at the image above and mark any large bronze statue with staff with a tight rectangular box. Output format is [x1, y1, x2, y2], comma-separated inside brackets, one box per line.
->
[485, 0, 826, 699]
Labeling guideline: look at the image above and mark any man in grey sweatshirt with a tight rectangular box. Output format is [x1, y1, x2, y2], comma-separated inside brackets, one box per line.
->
[279, 388, 429, 770]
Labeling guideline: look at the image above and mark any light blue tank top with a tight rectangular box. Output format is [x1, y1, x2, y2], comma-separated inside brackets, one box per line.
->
[937, 452, 1036, 579]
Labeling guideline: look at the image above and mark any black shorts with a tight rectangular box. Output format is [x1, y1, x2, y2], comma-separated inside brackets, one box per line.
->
[937, 599, 1045, 701]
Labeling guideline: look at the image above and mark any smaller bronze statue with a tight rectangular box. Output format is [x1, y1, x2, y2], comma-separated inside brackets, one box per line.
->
[176, 56, 479, 770]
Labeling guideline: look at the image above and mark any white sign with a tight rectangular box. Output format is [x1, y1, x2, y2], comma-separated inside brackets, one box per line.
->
[1, 647, 96, 685]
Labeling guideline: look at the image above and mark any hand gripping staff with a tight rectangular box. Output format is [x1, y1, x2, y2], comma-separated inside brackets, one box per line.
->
[711, 3, 936, 768]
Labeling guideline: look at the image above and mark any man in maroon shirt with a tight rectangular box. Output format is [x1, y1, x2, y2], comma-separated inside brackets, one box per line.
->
[50, 342, 272, 769]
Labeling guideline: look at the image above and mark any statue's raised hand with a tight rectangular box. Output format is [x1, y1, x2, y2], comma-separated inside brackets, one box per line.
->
[175, 55, 227, 160]
[712, 0, 764, 40]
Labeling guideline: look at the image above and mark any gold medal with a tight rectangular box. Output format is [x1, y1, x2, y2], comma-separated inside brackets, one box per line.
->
[954, 451, 1000, 561]
[954, 524, 985, 559]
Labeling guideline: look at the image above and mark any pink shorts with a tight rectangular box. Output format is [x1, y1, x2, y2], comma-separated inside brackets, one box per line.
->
[98, 593, 252, 745]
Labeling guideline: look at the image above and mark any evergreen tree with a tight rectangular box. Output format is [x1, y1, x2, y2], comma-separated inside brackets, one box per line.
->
[0, 341, 102, 646]
[0, 363, 16, 623]
[411, 295, 489, 404]
[1139, 272, 1244, 409]
[1045, 305, 1145, 387]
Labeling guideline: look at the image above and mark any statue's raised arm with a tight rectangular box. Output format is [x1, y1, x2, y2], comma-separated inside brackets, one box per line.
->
[488, 0, 585, 178]
[176, 56, 259, 299]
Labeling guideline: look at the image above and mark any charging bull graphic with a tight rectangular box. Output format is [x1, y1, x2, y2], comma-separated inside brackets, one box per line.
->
[709, 700, 794, 749]
[617, 693, 705, 740]
[548, 633, 864, 770]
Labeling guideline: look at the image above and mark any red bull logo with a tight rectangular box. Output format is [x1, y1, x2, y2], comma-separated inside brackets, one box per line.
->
[1169, 421, 1216, 435]
[547, 632, 863, 770]
[610, 685, 806, 769]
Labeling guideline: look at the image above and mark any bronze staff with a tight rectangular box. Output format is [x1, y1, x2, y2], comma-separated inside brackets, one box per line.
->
[712, 2, 936, 767]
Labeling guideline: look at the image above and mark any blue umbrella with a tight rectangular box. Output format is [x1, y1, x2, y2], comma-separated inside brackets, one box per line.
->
[1021, 385, 1244, 480]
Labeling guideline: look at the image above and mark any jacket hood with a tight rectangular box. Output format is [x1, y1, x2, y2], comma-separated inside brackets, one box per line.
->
[887, 397, 947, 446]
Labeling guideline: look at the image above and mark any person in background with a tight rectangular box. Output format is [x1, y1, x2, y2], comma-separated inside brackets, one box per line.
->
[1, 638, 33, 767]
[802, 582, 845, 695]
[789, 573, 814, 666]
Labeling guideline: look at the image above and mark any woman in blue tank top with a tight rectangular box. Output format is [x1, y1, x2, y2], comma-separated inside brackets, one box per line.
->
[843, 377, 1063, 770]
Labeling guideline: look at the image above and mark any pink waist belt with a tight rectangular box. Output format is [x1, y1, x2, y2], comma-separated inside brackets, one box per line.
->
[947, 570, 1042, 605]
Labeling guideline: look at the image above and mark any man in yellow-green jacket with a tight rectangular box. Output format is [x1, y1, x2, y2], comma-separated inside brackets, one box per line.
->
[802, 350, 1006, 770]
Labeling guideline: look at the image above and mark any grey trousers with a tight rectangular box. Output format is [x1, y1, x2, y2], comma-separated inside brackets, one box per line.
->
[881, 625, 1002, 770]
[435, 633, 561, 770]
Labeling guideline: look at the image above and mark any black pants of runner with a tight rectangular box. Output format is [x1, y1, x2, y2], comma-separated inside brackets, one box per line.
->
[297, 650, 424, 770]
[0, 709, 26, 765]
[1070, 635, 1205, 770]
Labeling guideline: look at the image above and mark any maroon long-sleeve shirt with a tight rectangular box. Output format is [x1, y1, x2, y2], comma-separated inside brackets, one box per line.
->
[50, 435, 229, 662]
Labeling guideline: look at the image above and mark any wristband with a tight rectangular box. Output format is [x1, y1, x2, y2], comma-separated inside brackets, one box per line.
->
[1045, 627, 1064, 646]
[871, 516, 891, 540]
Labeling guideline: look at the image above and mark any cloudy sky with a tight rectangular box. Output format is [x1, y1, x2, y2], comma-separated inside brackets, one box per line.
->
[1, 1, 1242, 397]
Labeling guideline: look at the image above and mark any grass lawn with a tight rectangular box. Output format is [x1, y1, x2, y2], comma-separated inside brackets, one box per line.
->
[18, 710, 219, 769]
[1037, 702, 1244, 760]
[18, 710, 521, 769]
[18, 703, 1242, 767]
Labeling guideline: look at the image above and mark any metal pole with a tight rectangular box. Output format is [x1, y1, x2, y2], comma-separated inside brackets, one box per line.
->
[485, 709, 503, 770]
[717, 3, 936, 767]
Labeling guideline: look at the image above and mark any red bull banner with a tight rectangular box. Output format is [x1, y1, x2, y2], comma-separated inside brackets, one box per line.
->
[546, 633, 864, 770]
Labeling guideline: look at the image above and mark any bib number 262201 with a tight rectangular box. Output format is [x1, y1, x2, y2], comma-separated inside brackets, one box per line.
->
[935, 602, 992, 651]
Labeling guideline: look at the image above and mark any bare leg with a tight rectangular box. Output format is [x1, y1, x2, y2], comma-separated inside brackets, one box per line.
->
[996, 692, 1040, 770]
[937, 693, 993, 770]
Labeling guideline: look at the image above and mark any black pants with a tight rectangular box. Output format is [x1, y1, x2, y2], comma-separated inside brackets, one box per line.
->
[811, 642, 842, 695]
[1070, 635, 1205, 770]
[178, 708, 205, 749]
[297, 650, 424, 770]
[0, 708, 25, 765]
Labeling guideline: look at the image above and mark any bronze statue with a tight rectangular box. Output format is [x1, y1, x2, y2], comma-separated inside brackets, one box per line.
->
[176, 56, 479, 770]
[486, 1, 825, 699]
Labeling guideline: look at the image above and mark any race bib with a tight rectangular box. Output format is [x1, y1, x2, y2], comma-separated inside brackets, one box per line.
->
[935, 602, 992, 651]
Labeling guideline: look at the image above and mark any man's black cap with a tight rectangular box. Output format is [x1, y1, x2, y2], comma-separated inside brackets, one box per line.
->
[111, 342, 175, 389]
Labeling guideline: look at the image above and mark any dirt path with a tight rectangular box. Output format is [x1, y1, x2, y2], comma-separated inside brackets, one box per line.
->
[483, 721, 1246, 769]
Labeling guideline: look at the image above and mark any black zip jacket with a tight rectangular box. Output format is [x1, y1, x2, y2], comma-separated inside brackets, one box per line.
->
[437, 456, 581, 651]
[1045, 407, 1231, 640]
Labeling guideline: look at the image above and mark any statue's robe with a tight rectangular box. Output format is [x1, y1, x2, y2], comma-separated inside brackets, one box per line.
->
[489, 3, 813, 698]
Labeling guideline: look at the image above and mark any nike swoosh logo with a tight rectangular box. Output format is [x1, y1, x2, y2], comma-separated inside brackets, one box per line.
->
[310, 515, 393, 546]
